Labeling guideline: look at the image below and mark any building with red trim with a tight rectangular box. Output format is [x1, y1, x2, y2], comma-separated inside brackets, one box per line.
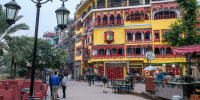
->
[74, 0, 186, 80]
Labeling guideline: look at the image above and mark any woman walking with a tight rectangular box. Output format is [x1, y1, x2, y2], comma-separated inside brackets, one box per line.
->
[61, 73, 67, 99]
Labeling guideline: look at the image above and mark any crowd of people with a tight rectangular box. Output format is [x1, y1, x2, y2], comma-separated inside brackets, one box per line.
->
[49, 71, 68, 100]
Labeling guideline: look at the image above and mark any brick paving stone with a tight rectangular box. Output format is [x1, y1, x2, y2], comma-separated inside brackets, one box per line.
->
[46, 80, 149, 100]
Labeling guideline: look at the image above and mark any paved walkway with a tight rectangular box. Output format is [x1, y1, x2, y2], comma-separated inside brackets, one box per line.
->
[47, 80, 148, 100]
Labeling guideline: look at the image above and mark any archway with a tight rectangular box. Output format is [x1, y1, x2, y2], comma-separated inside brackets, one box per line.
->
[117, 14, 121, 25]
[97, 16, 101, 25]
[136, 32, 141, 40]
[110, 14, 115, 25]
[103, 15, 108, 25]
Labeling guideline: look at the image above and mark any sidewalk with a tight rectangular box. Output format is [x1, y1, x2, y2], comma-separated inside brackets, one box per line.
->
[45, 80, 150, 100]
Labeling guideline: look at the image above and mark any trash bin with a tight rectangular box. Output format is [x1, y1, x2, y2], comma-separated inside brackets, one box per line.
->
[172, 95, 183, 100]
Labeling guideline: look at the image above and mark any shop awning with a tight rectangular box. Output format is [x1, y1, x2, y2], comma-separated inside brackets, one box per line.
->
[144, 66, 159, 70]
[173, 44, 200, 55]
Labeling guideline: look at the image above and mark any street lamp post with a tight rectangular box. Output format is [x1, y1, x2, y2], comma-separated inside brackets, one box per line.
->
[28, 0, 69, 99]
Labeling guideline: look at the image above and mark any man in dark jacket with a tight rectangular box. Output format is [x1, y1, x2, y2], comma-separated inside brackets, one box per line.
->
[102, 76, 108, 93]
[51, 71, 60, 100]
[49, 72, 54, 96]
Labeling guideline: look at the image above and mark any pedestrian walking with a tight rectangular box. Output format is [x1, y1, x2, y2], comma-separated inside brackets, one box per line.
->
[49, 72, 54, 96]
[124, 73, 130, 84]
[61, 73, 67, 99]
[58, 71, 64, 83]
[102, 76, 108, 93]
[51, 71, 60, 100]
[86, 71, 91, 86]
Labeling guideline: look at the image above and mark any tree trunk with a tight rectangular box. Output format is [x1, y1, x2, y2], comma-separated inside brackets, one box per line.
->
[185, 53, 193, 76]
[10, 56, 14, 79]
[14, 62, 16, 77]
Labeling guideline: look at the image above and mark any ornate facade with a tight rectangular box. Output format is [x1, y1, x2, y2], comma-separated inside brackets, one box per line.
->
[75, 0, 186, 80]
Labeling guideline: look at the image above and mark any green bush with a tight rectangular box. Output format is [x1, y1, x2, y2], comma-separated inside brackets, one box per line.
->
[6, 76, 14, 79]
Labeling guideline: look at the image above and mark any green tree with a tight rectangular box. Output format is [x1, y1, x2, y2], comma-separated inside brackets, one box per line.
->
[164, 0, 200, 75]
[0, 5, 29, 78]
[5, 36, 32, 78]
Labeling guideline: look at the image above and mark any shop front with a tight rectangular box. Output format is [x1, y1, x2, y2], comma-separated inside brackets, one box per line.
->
[103, 61, 129, 80]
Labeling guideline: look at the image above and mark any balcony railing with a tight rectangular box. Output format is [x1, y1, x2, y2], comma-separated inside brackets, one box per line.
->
[154, 14, 177, 20]
[91, 54, 125, 59]
[126, 54, 179, 58]
[95, 20, 122, 27]
[126, 39, 152, 43]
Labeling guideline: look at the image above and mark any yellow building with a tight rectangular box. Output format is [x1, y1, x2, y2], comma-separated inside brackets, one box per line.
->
[74, 0, 185, 80]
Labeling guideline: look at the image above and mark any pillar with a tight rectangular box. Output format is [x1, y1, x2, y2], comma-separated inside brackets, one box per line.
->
[105, 0, 107, 8]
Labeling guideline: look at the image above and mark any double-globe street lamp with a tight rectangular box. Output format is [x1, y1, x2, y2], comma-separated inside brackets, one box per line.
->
[4, 0, 70, 99]
[39, 49, 56, 84]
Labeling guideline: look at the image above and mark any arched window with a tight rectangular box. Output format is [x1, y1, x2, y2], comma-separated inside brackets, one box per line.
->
[118, 48, 124, 55]
[131, 12, 134, 20]
[93, 48, 98, 55]
[103, 15, 108, 25]
[145, 31, 151, 40]
[136, 46, 142, 54]
[112, 48, 117, 55]
[82, 11, 87, 18]
[164, 7, 169, 19]
[126, 14, 130, 21]
[154, 8, 163, 19]
[117, 14, 121, 25]
[136, 32, 141, 40]
[146, 46, 152, 52]
[105, 48, 111, 55]
[110, 15, 115, 25]
[154, 48, 160, 54]
[87, 6, 91, 12]
[99, 48, 104, 55]
[154, 8, 177, 19]
[127, 46, 132, 55]
[145, 14, 149, 20]
[97, 16, 101, 25]
[160, 47, 165, 55]
[126, 32, 132, 41]
[135, 11, 140, 20]
[166, 47, 172, 54]
[155, 33, 159, 39]
[93, 2, 95, 9]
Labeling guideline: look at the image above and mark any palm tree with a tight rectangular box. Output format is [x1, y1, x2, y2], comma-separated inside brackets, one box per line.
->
[5, 36, 32, 78]
[0, 5, 29, 78]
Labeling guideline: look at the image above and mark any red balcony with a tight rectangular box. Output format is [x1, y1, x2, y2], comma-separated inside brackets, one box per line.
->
[104, 29, 114, 44]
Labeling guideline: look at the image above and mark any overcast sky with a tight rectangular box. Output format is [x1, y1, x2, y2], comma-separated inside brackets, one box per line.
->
[0, 0, 81, 38]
